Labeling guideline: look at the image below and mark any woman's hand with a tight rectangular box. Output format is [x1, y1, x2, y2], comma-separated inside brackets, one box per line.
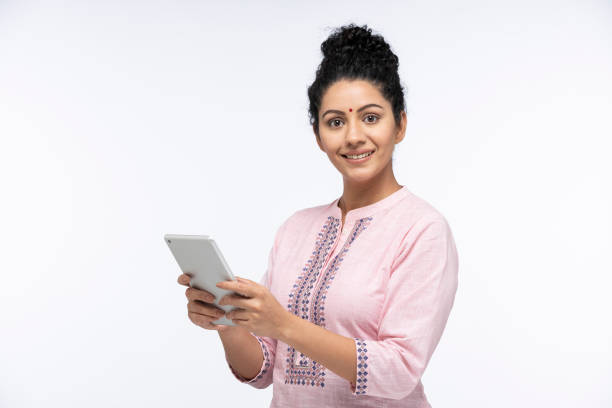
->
[177, 273, 233, 332]
[216, 276, 293, 339]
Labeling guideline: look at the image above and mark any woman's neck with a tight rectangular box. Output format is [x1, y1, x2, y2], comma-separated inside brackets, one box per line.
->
[337, 177, 402, 230]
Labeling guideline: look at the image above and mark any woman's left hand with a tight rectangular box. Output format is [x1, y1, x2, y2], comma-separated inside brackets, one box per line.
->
[216, 276, 293, 339]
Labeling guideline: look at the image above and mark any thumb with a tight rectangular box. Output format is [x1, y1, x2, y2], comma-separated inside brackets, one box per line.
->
[216, 324, 229, 333]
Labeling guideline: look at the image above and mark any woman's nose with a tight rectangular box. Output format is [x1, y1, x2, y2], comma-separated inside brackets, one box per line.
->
[345, 121, 365, 142]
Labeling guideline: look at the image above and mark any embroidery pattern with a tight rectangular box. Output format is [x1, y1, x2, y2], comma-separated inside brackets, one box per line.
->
[284, 215, 373, 388]
[285, 216, 339, 387]
[229, 336, 271, 383]
[286, 216, 340, 320]
[354, 338, 369, 394]
[254, 336, 271, 381]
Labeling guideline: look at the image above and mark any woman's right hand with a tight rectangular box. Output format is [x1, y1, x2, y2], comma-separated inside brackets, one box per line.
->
[177, 273, 230, 332]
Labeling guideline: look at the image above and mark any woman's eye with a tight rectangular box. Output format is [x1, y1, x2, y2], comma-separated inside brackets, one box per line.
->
[329, 119, 343, 128]
[328, 115, 378, 128]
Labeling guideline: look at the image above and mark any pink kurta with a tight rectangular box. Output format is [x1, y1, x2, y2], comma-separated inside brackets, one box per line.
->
[226, 186, 459, 407]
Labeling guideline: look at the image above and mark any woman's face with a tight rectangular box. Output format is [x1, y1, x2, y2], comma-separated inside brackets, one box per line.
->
[315, 79, 406, 185]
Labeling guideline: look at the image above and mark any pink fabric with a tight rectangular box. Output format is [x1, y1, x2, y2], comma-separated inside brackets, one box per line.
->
[226, 186, 459, 407]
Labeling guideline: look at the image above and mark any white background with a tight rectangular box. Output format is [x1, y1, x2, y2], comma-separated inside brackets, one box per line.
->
[1, 1, 611, 406]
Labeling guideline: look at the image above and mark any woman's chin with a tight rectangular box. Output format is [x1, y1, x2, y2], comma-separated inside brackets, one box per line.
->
[341, 171, 378, 184]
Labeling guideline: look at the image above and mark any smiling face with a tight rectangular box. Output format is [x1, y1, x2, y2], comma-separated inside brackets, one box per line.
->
[314, 79, 406, 186]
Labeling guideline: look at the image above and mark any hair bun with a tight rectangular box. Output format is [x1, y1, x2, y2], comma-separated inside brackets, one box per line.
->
[320, 24, 398, 70]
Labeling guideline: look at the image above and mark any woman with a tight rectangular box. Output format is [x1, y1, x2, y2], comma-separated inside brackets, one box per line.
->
[178, 23, 458, 407]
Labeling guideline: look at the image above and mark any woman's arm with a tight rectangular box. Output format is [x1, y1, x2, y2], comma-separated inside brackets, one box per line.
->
[219, 326, 263, 381]
[280, 314, 357, 387]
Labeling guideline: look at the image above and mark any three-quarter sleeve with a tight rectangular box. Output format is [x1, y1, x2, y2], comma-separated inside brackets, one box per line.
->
[226, 218, 288, 389]
[227, 333, 275, 388]
[349, 216, 459, 399]
[226, 268, 277, 388]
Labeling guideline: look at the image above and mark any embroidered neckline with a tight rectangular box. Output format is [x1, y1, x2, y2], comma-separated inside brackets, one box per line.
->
[329, 185, 409, 226]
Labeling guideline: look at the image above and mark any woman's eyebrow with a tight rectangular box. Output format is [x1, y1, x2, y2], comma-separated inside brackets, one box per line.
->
[322, 103, 383, 118]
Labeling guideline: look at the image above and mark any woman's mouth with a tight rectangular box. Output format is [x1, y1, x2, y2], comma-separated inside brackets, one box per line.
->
[341, 150, 375, 163]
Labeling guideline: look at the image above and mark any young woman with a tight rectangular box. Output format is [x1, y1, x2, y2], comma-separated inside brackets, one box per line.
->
[178, 23, 459, 407]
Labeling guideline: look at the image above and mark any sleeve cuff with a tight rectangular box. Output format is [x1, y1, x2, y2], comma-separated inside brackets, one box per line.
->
[350, 337, 370, 395]
[227, 336, 271, 384]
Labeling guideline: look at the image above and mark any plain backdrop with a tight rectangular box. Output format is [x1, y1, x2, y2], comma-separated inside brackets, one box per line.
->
[1, 1, 611, 407]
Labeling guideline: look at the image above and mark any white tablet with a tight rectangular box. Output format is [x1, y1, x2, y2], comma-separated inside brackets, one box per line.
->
[164, 234, 239, 327]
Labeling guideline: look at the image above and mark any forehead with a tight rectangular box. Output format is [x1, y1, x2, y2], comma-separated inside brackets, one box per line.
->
[320, 79, 387, 109]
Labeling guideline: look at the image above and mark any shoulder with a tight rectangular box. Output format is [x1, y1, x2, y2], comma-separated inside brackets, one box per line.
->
[388, 193, 458, 272]
[394, 189, 451, 230]
[385, 190, 456, 260]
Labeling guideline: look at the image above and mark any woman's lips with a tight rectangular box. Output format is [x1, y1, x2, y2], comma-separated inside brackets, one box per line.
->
[342, 150, 375, 164]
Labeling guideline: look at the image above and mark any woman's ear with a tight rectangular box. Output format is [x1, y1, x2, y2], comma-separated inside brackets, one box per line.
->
[395, 111, 407, 144]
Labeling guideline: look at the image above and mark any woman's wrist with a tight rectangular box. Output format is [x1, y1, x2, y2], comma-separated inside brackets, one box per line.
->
[217, 324, 263, 381]
[217, 324, 249, 339]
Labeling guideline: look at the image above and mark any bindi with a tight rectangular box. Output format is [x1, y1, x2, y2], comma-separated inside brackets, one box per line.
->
[349, 108, 352, 112]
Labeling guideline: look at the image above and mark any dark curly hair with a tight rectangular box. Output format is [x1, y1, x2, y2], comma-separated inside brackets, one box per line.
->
[307, 23, 407, 136]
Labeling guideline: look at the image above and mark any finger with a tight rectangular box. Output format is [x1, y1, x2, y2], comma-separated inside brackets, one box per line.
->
[235, 276, 253, 284]
[185, 286, 216, 303]
[188, 311, 219, 330]
[215, 324, 231, 332]
[177, 274, 191, 286]
[216, 279, 254, 298]
[218, 293, 251, 309]
[235, 277, 262, 296]
[226, 308, 248, 321]
[228, 317, 246, 326]
[188, 301, 226, 319]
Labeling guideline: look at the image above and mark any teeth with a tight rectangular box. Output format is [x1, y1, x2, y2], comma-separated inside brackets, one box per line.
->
[346, 151, 373, 159]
